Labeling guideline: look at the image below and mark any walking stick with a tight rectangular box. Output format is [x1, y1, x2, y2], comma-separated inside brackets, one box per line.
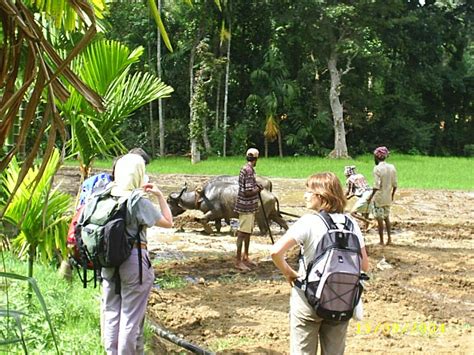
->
[258, 191, 274, 244]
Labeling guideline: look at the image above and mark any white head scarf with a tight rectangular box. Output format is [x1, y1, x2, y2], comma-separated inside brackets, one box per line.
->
[110, 154, 146, 197]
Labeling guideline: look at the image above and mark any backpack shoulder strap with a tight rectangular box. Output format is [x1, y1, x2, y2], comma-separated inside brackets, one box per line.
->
[317, 210, 336, 230]
[343, 215, 354, 231]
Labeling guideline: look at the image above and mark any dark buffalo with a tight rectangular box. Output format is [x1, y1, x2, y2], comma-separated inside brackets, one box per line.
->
[204, 175, 272, 192]
[167, 179, 287, 234]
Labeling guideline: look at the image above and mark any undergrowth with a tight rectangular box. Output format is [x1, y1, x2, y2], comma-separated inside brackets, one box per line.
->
[1, 253, 102, 354]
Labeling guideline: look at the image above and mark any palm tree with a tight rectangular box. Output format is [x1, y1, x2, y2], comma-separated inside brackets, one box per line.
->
[1, 149, 72, 279]
[59, 40, 174, 179]
[247, 45, 297, 157]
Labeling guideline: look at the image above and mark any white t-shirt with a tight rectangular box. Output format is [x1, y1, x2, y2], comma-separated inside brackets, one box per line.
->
[286, 213, 365, 279]
[373, 161, 397, 207]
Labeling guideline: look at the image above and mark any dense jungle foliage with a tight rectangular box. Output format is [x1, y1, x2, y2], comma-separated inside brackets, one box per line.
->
[104, 0, 473, 158]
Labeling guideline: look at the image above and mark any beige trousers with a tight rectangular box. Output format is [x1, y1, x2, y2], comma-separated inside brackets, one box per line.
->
[290, 287, 349, 355]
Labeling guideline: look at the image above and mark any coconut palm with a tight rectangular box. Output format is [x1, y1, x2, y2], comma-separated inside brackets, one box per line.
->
[247, 45, 297, 157]
[1, 149, 72, 278]
[59, 39, 174, 179]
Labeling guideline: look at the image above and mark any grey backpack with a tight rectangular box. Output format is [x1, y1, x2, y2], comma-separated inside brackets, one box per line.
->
[296, 211, 367, 321]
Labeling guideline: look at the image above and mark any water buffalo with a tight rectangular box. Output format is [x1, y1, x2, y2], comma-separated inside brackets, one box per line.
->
[167, 179, 287, 235]
[205, 175, 272, 192]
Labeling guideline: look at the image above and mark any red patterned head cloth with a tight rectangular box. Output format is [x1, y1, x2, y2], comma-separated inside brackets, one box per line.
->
[344, 165, 356, 176]
[374, 146, 390, 159]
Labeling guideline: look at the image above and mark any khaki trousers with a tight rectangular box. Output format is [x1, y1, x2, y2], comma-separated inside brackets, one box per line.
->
[290, 288, 349, 355]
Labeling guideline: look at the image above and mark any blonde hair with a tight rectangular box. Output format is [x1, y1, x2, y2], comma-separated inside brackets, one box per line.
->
[306, 172, 347, 213]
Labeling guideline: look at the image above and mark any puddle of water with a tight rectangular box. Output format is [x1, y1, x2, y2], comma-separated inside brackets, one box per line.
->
[158, 234, 182, 243]
[153, 249, 186, 261]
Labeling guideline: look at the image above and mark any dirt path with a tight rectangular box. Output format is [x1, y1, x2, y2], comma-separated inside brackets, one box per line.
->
[57, 169, 474, 354]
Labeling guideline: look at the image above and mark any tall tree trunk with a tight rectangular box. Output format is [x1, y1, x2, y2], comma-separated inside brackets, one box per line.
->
[148, 31, 155, 157]
[190, 140, 200, 164]
[222, 11, 231, 157]
[264, 137, 268, 158]
[202, 115, 211, 153]
[327, 49, 349, 159]
[157, 0, 164, 157]
[189, 35, 200, 164]
[278, 129, 283, 158]
[215, 73, 221, 130]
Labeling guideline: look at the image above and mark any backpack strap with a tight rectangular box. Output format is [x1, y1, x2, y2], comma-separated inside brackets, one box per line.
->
[343, 215, 354, 232]
[137, 225, 143, 286]
[319, 211, 355, 232]
[318, 210, 336, 230]
[319, 211, 356, 250]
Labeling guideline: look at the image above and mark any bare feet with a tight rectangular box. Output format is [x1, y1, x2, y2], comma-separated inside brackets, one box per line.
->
[243, 259, 257, 268]
[235, 261, 251, 271]
[386, 238, 392, 246]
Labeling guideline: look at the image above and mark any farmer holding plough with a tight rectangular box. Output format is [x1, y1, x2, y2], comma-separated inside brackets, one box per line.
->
[344, 165, 375, 232]
[234, 148, 263, 271]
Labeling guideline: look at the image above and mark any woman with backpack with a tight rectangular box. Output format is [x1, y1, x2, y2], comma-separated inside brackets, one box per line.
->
[102, 153, 173, 354]
[271, 172, 369, 355]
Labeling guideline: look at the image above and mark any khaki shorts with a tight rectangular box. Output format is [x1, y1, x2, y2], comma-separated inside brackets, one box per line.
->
[238, 213, 255, 234]
[373, 205, 390, 219]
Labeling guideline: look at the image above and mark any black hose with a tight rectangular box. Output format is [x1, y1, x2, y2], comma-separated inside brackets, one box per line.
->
[279, 210, 302, 218]
[148, 319, 215, 355]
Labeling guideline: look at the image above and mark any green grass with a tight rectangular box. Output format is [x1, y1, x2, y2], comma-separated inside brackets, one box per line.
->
[1, 254, 103, 354]
[67, 154, 474, 190]
[209, 336, 259, 353]
[1, 254, 165, 354]
[154, 271, 187, 289]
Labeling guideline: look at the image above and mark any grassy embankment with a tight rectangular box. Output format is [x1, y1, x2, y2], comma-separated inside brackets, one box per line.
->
[85, 154, 473, 190]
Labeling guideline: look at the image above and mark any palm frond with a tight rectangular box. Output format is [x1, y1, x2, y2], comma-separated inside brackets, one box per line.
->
[0, 0, 105, 215]
[1, 149, 72, 263]
[264, 115, 279, 142]
[61, 39, 173, 174]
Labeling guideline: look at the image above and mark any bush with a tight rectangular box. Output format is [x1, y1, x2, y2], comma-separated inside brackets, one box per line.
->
[463, 144, 474, 157]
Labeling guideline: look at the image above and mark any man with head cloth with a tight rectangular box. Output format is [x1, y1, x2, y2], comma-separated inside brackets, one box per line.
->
[367, 146, 398, 245]
[233, 148, 263, 270]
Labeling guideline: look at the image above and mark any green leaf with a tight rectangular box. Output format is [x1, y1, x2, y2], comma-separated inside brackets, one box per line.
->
[0, 272, 60, 354]
[148, 0, 174, 52]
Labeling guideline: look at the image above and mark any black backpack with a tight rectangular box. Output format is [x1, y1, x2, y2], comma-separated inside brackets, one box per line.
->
[295, 211, 368, 321]
[75, 188, 143, 292]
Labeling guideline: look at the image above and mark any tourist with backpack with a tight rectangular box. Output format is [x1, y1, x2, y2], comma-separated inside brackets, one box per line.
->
[101, 153, 172, 355]
[271, 172, 369, 355]
[66, 147, 151, 273]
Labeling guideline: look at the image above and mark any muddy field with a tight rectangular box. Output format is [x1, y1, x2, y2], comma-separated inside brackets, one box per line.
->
[58, 168, 474, 354]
